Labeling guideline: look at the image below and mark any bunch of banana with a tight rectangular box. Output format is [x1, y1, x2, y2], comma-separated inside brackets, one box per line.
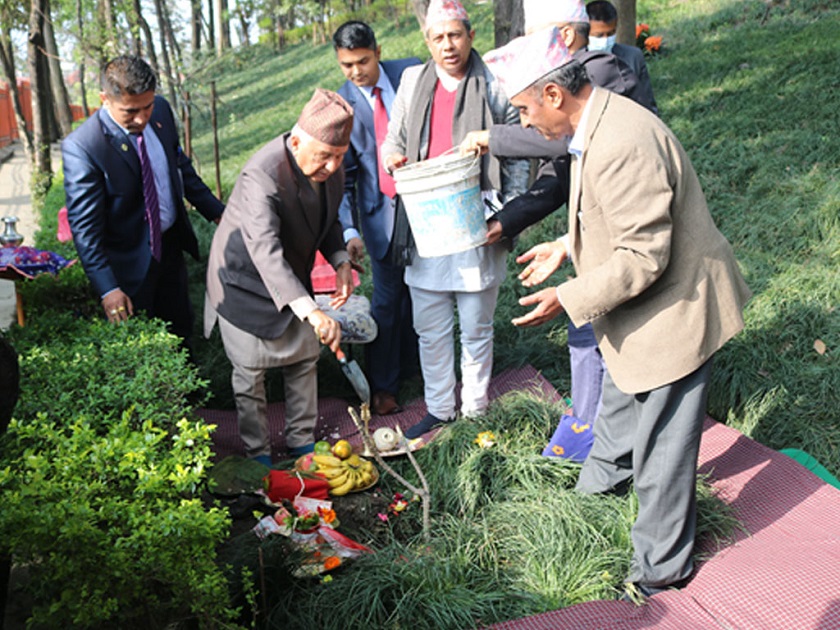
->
[312, 454, 377, 496]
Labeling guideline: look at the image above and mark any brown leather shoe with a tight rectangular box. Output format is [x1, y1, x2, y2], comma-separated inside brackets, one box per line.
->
[372, 391, 400, 415]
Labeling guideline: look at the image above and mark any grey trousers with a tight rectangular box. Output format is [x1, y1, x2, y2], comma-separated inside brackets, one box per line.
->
[216, 312, 319, 458]
[576, 358, 713, 587]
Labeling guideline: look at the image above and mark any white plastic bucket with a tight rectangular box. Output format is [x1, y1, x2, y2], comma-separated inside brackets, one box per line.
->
[393, 152, 486, 258]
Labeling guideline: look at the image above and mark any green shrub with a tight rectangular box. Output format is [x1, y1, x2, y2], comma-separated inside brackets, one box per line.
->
[0, 317, 238, 628]
[9, 316, 207, 430]
[0, 413, 234, 628]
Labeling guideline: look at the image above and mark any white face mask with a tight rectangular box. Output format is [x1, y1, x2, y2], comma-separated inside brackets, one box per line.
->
[589, 34, 616, 53]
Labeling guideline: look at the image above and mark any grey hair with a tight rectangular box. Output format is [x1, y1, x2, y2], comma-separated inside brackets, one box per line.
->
[527, 60, 590, 99]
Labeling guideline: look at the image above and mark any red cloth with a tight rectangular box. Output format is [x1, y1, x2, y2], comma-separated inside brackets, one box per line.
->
[427, 81, 457, 159]
[372, 86, 396, 198]
[57, 207, 72, 242]
[264, 469, 330, 502]
[310, 251, 360, 294]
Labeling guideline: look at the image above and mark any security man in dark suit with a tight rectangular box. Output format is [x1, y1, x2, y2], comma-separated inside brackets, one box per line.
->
[332, 21, 422, 417]
[62, 55, 224, 347]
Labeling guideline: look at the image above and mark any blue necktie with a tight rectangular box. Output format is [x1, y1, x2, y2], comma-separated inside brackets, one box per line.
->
[135, 134, 162, 260]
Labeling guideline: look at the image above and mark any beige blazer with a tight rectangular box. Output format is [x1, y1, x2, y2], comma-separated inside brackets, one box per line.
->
[557, 89, 751, 393]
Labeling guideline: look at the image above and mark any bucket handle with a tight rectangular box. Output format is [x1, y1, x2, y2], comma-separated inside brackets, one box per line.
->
[441, 145, 481, 170]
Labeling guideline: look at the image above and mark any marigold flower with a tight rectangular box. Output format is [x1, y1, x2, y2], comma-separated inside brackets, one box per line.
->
[636, 23, 650, 38]
[474, 431, 497, 448]
[323, 556, 341, 571]
[318, 506, 337, 524]
[645, 35, 663, 52]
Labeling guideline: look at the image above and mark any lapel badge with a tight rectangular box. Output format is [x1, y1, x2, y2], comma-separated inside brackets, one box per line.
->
[156, 122, 162, 128]
[120, 143, 128, 152]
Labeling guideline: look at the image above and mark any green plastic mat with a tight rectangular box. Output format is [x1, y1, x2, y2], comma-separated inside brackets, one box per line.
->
[779, 448, 840, 490]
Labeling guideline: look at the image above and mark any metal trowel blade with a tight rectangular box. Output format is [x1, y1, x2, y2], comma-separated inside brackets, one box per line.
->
[336, 349, 371, 405]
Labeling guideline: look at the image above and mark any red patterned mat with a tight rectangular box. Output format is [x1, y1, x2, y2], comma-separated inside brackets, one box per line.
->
[199, 368, 840, 629]
[197, 364, 560, 462]
[489, 418, 840, 629]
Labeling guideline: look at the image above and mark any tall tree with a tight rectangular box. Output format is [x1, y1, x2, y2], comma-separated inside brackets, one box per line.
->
[152, 0, 178, 107]
[410, 0, 429, 31]
[44, 0, 74, 138]
[97, 0, 117, 71]
[615, 0, 637, 45]
[214, 0, 230, 55]
[130, 0, 159, 69]
[0, 22, 33, 155]
[28, 0, 52, 186]
[493, 0, 523, 46]
[75, 0, 89, 116]
[190, 0, 202, 52]
[207, 0, 216, 52]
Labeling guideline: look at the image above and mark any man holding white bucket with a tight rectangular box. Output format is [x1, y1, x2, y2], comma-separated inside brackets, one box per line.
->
[381, 0, 529, 439]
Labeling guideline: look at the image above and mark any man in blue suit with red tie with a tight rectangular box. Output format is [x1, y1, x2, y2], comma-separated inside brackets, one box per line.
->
[62, 55, 224, 349]
[332, 22, 421, 415]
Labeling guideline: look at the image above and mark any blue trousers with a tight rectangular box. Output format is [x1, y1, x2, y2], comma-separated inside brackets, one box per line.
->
[567, 320, 605, 424]
[366, 252, 418, 395]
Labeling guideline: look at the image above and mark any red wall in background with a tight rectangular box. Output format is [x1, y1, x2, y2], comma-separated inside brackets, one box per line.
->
[0, 78, 85, 149]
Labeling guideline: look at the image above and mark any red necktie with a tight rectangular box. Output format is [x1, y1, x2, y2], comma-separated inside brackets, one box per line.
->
[135, 134, 162, 260]
[372, 87, 396, 198]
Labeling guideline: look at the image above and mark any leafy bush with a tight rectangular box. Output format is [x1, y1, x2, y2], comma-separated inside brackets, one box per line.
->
[9, 316, 207, 429]
[0, 317, 238, 628]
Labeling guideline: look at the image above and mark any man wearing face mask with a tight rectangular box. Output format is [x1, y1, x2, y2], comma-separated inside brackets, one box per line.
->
[204, 89, 356, 465]
[587, 0, 657, 114]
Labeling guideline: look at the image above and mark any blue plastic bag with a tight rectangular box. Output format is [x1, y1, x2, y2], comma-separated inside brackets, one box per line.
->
[542, 413, 594, 463]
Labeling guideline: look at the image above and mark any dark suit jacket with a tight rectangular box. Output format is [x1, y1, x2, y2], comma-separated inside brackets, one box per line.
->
[205, 133, 349, 339]
[336, 58, 421, 261]
[62, 95, 224, 297]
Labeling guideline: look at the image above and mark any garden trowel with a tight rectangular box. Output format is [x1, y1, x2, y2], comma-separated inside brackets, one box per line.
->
[335, 347, 370, 406]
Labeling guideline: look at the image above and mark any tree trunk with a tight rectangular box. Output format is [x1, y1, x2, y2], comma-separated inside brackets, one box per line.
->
[190, 0, 202, 52]
[28, 0, 52, 187]
[214, 0, 229, 56]
[207, 0, 216, 52]
[44, 0, 74, 138]
[97, 0, 117, 70]
[76, 0, 89, 116]
[410, 0, 429, 31]
[615, 0, 637, 46]
[493, 0, 523, 47]
[152, 0, 178, 108]
[130, 0, 159, 68]
[161, 0, 182, 65]
[0, 27, 34, 156]
[236, 5, 250, 47]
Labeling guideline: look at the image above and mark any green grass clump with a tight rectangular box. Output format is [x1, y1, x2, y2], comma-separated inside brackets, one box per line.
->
[261, 391, 738, 629]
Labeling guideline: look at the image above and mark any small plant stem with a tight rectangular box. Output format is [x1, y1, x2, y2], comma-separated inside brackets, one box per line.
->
[348, 405, 432, 540]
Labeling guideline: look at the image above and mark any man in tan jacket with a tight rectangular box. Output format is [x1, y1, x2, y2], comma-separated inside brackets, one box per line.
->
[483, 28, 751, 598]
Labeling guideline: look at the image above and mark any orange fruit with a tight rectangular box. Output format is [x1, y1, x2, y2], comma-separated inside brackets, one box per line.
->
[331, 439, 353, 459]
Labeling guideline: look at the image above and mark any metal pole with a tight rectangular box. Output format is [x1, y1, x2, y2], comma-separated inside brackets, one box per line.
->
[210, 81, 222, 199]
